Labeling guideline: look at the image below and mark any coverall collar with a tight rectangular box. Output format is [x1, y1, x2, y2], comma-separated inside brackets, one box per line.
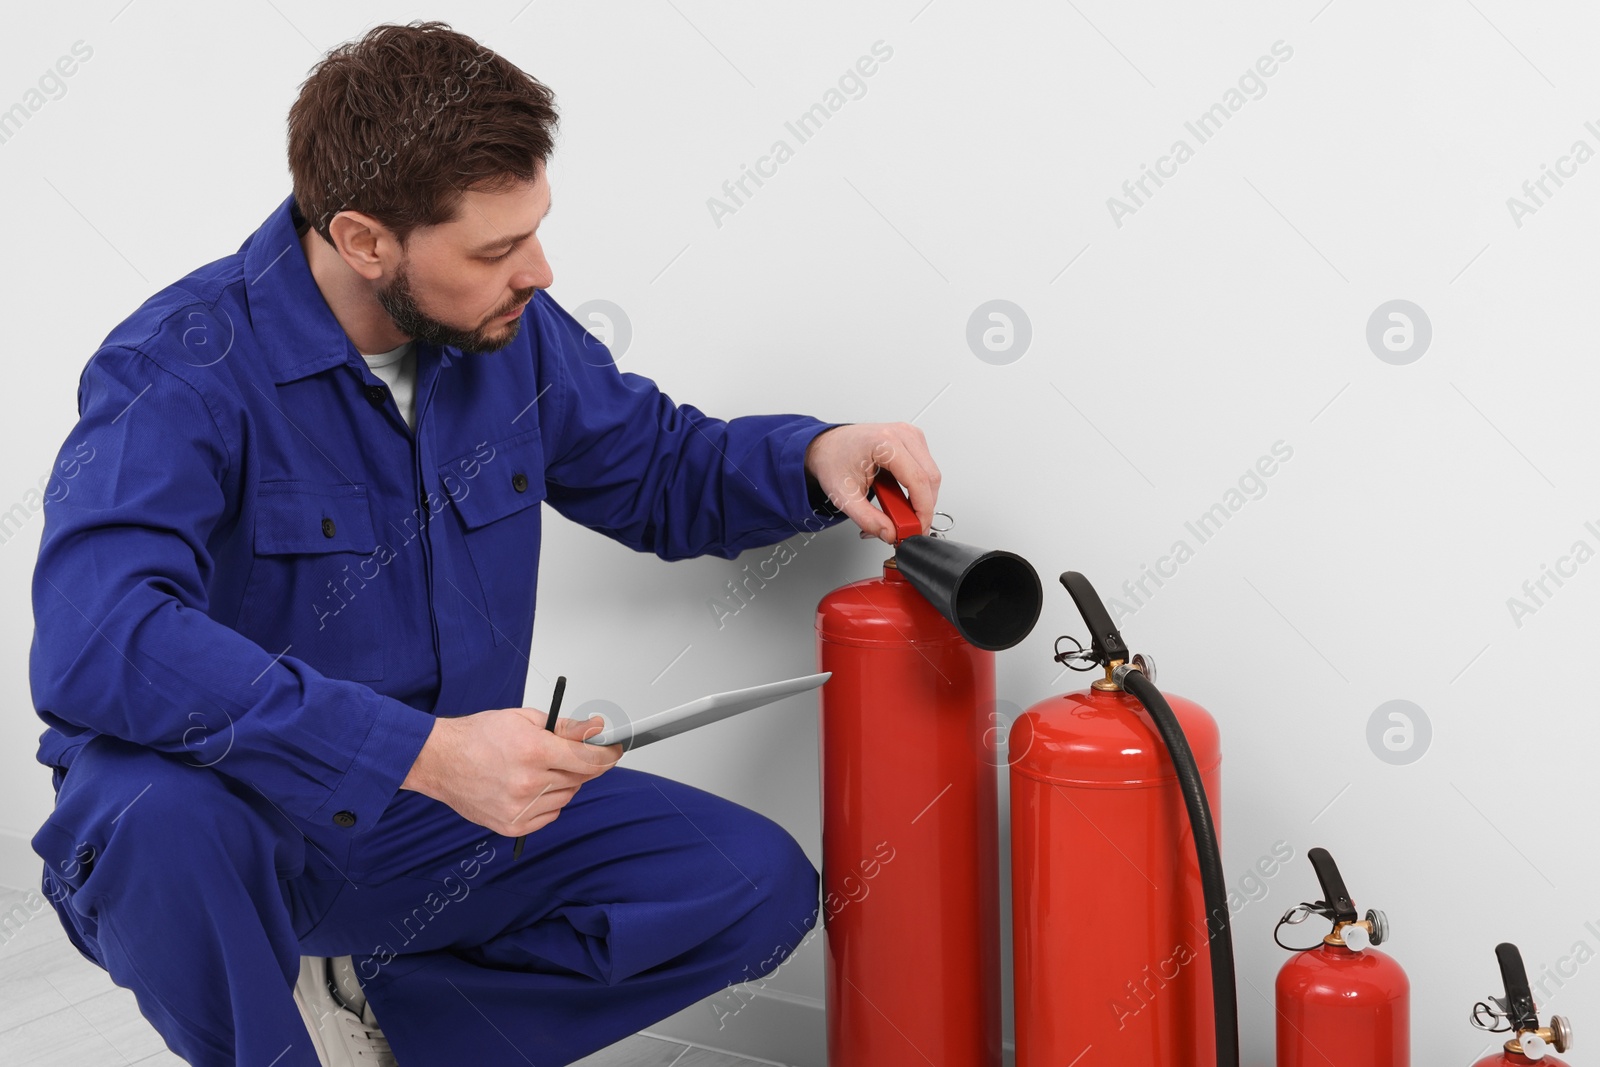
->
[241, 194, 390, 385]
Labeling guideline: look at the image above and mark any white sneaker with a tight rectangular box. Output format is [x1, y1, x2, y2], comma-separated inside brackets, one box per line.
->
[292, 954, 398, 1065]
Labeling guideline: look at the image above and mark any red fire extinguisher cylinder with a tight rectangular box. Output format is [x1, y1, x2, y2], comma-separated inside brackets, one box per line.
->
[816, 472, 1041, 1067]
[1275, 847, 1409, 1066]
[1010, 571, 1239, 1067]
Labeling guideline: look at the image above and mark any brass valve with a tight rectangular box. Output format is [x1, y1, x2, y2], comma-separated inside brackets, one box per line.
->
[1325, 911, 1388, 951]
[1508, 1015, 1572, 1059]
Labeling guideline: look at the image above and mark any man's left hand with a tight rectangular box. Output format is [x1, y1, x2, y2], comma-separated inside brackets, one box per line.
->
[805, 423, 941, 544]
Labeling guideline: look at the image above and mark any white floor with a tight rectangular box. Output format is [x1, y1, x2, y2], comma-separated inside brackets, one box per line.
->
[0, 886, 780, 1067]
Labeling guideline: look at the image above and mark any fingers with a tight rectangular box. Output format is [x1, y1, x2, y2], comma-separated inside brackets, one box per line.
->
[505, 786, 576, 836]
[823, 451, 892, 544]
[578, 721, 625, 768]
[811, 425, 942, 544]
[509, 782, 576, 824]
[500, 729, 620, 834]
[581, 738, 624, 770]
[848, 425, 939, 542]
[880, 424, 940, 534]
[839, 488, 896, 544]
[551, 714, 599, 742]
[463, 709, 621, 836]
[546, 717, 622, 775]
[813, 433, 889, 542]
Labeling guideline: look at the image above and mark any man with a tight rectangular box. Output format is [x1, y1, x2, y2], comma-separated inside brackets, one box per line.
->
[26, 20, 941, 1067]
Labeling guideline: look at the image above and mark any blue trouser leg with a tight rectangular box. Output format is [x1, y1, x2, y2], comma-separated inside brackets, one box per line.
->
[32, 734, 332, 1067]
[311, 763, 820, 1063]
[33, 734, 819, 1066]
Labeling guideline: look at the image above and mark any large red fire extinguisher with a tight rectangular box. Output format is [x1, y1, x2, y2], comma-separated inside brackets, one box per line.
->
[817, 472, 1042, 1066]
[1274, 847, 1409, 1065]
[1010, 571, 1238, 1067]
[1469, 942, 1573, 1064]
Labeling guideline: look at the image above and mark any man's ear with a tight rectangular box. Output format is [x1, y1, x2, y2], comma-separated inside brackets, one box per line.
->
[326, 210, 393, 280]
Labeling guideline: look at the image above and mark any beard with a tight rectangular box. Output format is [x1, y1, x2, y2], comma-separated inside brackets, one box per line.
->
[375, 259, 537, 355]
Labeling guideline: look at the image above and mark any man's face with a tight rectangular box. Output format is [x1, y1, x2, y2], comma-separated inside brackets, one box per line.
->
[375, 169, 554, 354]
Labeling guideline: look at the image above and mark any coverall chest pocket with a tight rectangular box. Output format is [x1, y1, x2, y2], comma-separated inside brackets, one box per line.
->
[242, 481, 385, 682]
[439, 429, 545, 649]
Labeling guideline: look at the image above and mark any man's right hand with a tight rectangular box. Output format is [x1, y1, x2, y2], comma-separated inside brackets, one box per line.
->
[400, 707, 622, 837]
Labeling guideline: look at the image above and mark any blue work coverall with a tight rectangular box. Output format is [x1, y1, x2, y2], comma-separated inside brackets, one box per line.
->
[27, 193, 852, 1066]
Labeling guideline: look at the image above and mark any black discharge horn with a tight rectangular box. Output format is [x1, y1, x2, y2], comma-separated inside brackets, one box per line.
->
[871, 471, 1042, 651]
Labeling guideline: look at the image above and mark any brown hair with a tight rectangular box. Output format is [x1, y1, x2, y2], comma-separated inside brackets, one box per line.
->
[288, 21, 558, 245]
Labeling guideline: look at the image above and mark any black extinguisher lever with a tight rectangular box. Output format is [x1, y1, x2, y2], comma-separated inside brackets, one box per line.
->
[1059, 571, 1129, 666]
[1496, 942, 1541, 1033]
[1308, 847, 1359, 925]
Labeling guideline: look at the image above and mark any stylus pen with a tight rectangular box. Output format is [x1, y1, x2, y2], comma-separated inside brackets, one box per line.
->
[512, 675, 566, 861]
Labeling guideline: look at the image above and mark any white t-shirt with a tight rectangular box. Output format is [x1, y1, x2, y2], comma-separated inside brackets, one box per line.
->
[360, 340, 417, 430]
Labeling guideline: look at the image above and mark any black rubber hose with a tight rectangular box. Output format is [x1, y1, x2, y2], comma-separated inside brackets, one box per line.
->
[1121, 667, 1240, 1067]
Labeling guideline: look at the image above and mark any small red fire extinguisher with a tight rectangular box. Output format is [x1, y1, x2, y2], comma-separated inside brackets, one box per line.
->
[1275, 847, 1409, 1066]
[1469, 942, 1573, 1064]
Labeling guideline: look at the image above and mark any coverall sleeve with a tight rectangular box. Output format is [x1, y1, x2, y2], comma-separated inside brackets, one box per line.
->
[29, 345, 437, 835]
[536, 292, 854, 561]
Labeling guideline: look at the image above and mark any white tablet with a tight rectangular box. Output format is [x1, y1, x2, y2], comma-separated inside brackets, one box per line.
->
[582, 672, 831, 750]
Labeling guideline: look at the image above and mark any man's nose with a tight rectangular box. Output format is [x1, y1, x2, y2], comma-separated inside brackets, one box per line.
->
[511, 248, 553, 291]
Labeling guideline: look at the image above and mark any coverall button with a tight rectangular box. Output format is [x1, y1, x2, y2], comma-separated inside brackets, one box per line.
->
[512, 472, 528, 492]
[321, 517, 336, 538]
[365, 385, 387, 406]
[332, 810, 357, 828]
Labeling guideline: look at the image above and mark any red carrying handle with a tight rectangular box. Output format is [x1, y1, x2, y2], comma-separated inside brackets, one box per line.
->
[872, 470, 924, 544]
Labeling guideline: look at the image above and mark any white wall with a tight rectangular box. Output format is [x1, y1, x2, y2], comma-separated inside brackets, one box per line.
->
[4, 2, 1599, 1065]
